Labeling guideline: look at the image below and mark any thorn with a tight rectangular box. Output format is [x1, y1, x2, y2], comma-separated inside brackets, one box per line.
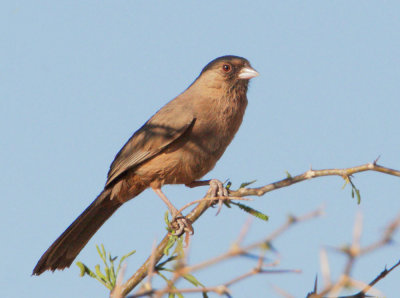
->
[313, 274, 318, 292]
[373, 155, 381, 165]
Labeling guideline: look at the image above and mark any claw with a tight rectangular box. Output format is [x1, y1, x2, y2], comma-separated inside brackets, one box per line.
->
[209, 179, 229, 197]
[208, 179, 229, 215]
[171, 216, 193, 236]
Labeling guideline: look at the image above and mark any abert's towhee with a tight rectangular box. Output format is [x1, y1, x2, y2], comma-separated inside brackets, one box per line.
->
[33, 55, 259, 275]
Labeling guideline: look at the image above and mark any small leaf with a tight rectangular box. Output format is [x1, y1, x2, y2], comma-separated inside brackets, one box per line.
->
[76, 261, 95, 278]
[348, 178, 362, 204]
[342, 178, 349, 189]
[223, 200, 231, 208]
[354, 188, 361, 204]
[96, 245, 102, 258]
[231, 202, 269, 221]
[105, 266, 110, 281]
[261, 241, 275, 251]
[202, 292, 209, 298]
[108, 254, 116, 285]
[225, 181, 232, 190]
[95, 264, 107, 283]
[183, 274, 205, 287]
[164, 211, 170, 226]
[164, 235, 177, 256]
[285, 171, 292, 179]
[101, 245, 108, 266]
[156, 256, 177, 271]
[173, 236, 184, 257]
[117, 249, 136, 275]
[239, 180, 257, 189]
[76, 262, 86, 277]
[96, 244, 108, 268]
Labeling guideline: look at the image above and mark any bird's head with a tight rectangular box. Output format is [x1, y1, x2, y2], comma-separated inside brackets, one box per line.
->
[195, 55, 259, 93]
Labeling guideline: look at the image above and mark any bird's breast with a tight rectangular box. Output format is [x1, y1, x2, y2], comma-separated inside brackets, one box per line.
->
[135, 94, 248, 186]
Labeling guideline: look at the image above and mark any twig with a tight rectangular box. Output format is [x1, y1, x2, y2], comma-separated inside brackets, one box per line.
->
[314, 213, 400, 297]
[230, 162, 400, 197]
[120, 190, 215, 296]
[354, 259, 400, 297]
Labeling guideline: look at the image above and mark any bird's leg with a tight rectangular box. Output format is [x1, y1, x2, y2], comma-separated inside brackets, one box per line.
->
[187, 179, 229, 197]
[186, 180, 211, 188]
[152, 188, 193, 236]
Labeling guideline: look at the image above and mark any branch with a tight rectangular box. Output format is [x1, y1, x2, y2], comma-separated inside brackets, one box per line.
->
[129, 208, 322, 298]
[312, 212, 400, 297]
[229, 162, 400, 197]
[353, 259, 400, 297]
[119, 189, 215, 296]
[118, 161, 400, 296]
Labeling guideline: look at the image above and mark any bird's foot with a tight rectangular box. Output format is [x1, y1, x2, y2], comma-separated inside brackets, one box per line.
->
[209, 179, 229, 197]
[208, 179, 229, 215]
[170, 215, 193, 236]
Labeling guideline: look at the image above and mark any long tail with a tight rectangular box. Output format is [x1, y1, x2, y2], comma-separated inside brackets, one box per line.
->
[33, 189, 122, 275]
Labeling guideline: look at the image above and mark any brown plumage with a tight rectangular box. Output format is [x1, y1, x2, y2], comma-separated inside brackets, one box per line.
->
[32, 55, 258, 275]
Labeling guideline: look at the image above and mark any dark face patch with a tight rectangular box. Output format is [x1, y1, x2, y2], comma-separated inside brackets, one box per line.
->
[200, 55, 250, 75]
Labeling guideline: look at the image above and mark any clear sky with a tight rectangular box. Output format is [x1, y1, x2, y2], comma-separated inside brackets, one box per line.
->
[2, 1, 400, 297]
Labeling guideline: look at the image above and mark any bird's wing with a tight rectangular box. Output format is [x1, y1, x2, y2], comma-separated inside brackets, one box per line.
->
[106, 104, 195, 187]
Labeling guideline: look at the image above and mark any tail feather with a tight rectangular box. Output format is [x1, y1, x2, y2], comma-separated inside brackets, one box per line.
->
[33, 190, 122, 275]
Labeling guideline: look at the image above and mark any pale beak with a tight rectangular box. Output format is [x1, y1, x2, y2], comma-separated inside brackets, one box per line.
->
[238, 66, 259, 79]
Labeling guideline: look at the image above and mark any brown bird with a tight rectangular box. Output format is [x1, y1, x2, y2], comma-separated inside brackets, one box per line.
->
[32, 55, 259, 275]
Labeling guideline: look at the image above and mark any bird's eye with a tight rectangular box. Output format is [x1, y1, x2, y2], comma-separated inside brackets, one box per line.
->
[222, 64, 231, 72]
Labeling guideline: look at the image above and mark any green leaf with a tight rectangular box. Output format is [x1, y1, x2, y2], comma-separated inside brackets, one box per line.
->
[231, 202, 269, 221]
[164, 235, 177, 256]
[108, 254, 116, 286]
[348, 178, 361, 204]
[101, 245, 107, 266]
[223, 200, 231, 208]
[261, 241, 272, 251]
[342, 179, 349, 189]
[225, 181, 232, 190]
[95, 264, 107, 283]
[78, 246, 138, 290]
[117, 249, 136, 276]
[164, 211, 171, 226]
[96, 245, 102, 258]
[156, 256, 177, 271]
[239, 180, 257, 189]
[96, 244, 108, 268]
[76, 261, 96, 278]
[354, 188, 361, 204]
[285, 171, 292, 179]
[173, 236, 184, 258]
[76, 261, 86, 277]
[183, 274, 205, 287]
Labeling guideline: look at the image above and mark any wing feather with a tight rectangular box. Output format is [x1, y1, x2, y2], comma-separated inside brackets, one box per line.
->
[106, 104, 195, 187]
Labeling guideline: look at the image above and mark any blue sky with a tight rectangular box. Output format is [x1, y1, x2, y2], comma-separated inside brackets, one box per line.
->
[2, 1, 400, 297]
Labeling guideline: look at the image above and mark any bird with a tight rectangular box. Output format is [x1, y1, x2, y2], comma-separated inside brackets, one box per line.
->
[32, 55, 259, 275]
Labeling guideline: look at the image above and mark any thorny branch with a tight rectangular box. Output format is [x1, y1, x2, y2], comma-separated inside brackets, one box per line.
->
[230, 161, 400, 198]
[308, 212, 400, 297]
[128, 208, 322, 297]
[113, 161, 400, 296]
